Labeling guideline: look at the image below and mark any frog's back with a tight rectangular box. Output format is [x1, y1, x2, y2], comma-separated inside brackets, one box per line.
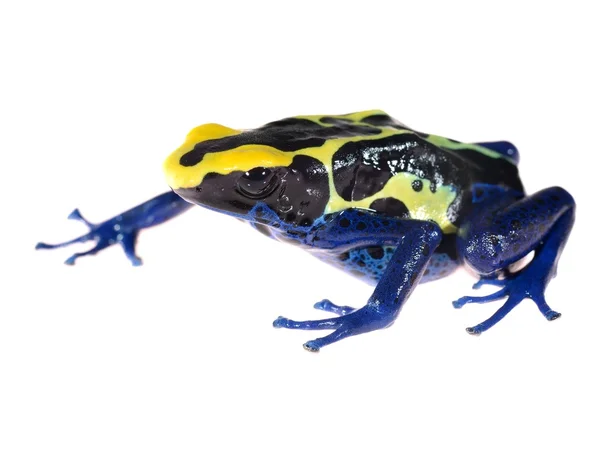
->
[172, 109, 523, 233]
[261, 110, 523, 232]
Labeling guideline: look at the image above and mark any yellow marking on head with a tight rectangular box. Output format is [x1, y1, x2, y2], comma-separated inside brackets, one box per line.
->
[164, 123, 242, 189]
[203, 146, 294, 176]
[186, 123, 240, 141]
[164, 114, 408, 190]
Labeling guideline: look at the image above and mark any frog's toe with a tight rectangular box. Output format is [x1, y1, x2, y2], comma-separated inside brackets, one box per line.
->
[453, 288, 508, 309]
[303, 341, 321, 353]
[465, 326, 483, 336]
[472, 277, 508, 290]
[37, 209, 144, 266]
[301, 324, 357, 352]
[275, 304, 394, 351]
[272, 316, 286, 328]
[462, 270, 562, 334]
[63, 240, 111, 265]
[130, 256, 143, 267]
[313, 299, 355, 316]
[67, 208, 94, 227]
[119, 233, 143, 266]
[272, 315, 340, 330]
[35, 233, 93, 251]
[464, 293, 525, 335]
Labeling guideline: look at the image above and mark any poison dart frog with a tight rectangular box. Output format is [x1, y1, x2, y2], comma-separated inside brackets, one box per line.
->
[37, 110, 576, 352]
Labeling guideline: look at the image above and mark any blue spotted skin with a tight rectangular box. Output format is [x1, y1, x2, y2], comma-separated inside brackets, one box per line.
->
[36, 186, 575, 350]
[274, 209, 442, 351]
[37, 188, 575, 349]
[36, 113, 576, 351]
[312, 246, 457, 285]
[454, 185, 575, 334]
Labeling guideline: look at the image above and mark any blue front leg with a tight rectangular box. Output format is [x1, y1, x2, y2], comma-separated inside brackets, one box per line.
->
[273, 210, 442, 352]
[455, 185, 575, 334]
[36, 191, 193, 265]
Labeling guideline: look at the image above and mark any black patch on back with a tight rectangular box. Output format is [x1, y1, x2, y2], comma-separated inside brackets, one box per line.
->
[451, 149, 523, 193]
[369, 198, 410, 218]
[332, 134, 472, 202]
[180, 117, 382, 166]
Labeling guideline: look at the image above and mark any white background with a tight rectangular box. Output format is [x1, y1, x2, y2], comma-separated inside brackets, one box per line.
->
[1, 1, 598, 449]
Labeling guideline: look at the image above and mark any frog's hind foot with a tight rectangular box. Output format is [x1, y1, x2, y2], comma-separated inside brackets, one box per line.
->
[453, 287, 508, 309]
[454, 272, 561, 336]
[455, 186, 574, 336]
[471, 273, 509, 290]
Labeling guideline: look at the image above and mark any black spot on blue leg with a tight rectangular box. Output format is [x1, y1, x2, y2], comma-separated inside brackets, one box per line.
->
[367, 246, 384, 259]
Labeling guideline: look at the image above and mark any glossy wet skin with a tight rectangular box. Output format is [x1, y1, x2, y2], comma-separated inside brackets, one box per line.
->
[37, 110, 575, 351]
[164, 110, 523, 283]
[167, 113, 521, 219]
[177, 154, 330, 228]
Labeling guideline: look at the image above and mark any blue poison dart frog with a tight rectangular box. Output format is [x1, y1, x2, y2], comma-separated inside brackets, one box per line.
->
[37, 110, 575, 352]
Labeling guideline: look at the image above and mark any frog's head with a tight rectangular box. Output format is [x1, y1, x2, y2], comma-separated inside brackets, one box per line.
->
[163, 123, 330, 228]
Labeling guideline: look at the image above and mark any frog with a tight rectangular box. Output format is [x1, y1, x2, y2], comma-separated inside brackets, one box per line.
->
[36, 110, 576, 352]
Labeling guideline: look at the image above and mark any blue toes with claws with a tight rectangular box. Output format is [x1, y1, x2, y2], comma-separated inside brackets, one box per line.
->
[455, 269, 561, 335]
[273, 305, 392, 352]
[35, 191, 192, 266]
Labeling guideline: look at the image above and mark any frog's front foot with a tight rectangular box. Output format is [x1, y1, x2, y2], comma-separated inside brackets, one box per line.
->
[36, 208, 142, 266]
[453, 266, 561, 335]
[273, 304, 392, 352]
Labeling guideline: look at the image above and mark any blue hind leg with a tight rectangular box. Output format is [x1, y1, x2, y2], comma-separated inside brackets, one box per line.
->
[456, 185, 575, 334]
[36, 191, 193, 265]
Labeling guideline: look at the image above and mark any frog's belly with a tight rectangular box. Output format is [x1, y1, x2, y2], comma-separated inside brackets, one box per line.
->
[312, 245, 458, 285]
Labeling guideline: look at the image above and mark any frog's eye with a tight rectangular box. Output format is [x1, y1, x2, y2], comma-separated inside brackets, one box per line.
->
[237, 167, 279, 198]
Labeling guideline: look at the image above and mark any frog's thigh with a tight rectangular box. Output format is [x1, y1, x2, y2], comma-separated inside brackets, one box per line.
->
[458, 186, 575, 274]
